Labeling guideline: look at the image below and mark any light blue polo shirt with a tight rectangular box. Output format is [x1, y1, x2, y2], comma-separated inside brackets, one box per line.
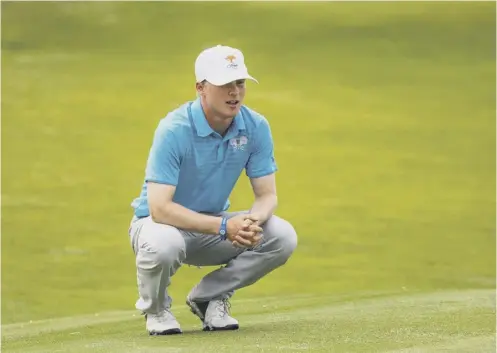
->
[131, 98, 278, 218]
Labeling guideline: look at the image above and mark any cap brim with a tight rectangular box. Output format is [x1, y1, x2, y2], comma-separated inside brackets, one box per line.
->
[206, 72, 258, 86]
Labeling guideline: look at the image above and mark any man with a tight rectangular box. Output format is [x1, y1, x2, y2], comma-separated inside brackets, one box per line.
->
[129, 44, 298, 335]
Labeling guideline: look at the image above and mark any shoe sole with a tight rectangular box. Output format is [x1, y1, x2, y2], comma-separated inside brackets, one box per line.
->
[149, 328, 182, 336]
[203, 324, 239, 332]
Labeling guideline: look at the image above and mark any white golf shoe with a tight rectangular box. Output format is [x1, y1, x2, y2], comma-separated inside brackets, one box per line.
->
[145, 309, 182, 335]
[187, 296, 239, 331]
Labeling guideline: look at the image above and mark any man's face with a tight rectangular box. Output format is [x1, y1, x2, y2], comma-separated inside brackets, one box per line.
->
[198, 79, 246, 119]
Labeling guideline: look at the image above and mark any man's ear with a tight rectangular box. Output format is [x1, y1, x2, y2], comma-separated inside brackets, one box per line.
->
[196, 81, 206, 97]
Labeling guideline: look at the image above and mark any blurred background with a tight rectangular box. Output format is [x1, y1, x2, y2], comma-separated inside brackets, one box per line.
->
[1, 0, 495, 339]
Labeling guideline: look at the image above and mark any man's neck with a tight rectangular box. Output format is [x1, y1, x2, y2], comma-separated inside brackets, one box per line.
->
[200, 99, 234, 136]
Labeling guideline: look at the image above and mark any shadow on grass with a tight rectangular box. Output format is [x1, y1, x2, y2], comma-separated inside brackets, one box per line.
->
[162, 326, 265, 337]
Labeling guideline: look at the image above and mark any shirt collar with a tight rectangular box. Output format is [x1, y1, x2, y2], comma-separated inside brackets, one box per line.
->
[190, 98, 246, 138]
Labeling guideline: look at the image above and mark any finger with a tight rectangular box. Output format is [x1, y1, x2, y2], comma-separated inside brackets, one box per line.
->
[241, 220, 254, 231]
[234, 234, 252, 247]
[242, 219, 253, 226]
[248, 224, 263, 233]
[250, 234, 263, 245]
[237, 230, 257, 238]
[248, 218, 262, 227]
[252, 234, 263, 242]
[244, 213, 260, 222]
[241, 224, 251, 230]
[235, 234, 253, 246]
[233, 241, 249, 248]
[231, 240, 243, 248]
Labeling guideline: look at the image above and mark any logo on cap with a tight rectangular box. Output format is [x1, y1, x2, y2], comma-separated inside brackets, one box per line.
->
[225, 55, 238, 69]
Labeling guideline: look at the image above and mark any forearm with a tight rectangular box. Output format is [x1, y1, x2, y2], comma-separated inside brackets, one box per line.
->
[249, 194, 278, 224]
[151, 202, 222, 234]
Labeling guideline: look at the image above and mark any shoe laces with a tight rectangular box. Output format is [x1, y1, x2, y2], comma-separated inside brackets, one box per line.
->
[214, 299, 231, 318]
[150, 308, 175, 323]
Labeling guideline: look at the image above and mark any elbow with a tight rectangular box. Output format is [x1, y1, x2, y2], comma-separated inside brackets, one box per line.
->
[149, 208, 160, 223]
[149, 201, 172, 224]
[149, 205, 161, 223]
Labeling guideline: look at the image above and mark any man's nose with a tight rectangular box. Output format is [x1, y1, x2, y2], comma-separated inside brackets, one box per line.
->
[229, 84, 239, 95]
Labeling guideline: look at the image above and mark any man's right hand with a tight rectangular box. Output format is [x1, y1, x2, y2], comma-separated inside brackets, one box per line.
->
[226, 214, 263, 248]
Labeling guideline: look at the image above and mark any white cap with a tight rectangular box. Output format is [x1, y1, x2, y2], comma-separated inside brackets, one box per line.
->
[195, 45, 258, 86]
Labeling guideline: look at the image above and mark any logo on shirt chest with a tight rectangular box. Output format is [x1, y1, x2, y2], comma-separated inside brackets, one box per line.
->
[229, 136, 248, 151]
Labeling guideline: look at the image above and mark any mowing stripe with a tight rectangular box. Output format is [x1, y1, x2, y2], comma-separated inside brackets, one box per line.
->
[1, 291, 396, 340]
[2, 289, 493, 343]
[240, 288, 494, 326]
[1, 289, 494, 353]
[385, 335, 496, 353]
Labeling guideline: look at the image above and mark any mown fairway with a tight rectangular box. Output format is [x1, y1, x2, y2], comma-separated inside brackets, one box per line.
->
[1, 2, 495, 352]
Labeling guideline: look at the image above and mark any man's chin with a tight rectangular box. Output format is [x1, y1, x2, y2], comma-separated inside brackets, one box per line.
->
[222, 109, 240, 119]
[225, 102, 242, 115]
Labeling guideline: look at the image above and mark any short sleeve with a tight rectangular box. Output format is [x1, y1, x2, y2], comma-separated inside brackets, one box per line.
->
[246, 119, 278, 178]
[145, 120, 182, 186]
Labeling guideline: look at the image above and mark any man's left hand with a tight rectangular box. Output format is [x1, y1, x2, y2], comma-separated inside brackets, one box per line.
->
[232, 214, 264, 248]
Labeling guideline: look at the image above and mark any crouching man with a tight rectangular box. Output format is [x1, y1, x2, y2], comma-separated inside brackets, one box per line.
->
[128, 45, 298, 335]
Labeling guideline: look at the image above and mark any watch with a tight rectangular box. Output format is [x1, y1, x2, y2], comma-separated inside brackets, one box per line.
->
[219, 217, 228, 240]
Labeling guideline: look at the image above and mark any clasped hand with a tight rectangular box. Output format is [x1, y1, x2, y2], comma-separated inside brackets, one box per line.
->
[225, 214, 263, 248]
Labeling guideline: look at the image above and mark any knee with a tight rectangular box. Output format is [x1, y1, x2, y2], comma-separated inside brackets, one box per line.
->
[279, 222, 298, 259]
[265, 216, 298, 260]
[138, 222, 186, 266]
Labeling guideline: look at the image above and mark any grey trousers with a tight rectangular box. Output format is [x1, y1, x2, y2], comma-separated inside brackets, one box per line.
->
[128, 211, 298, 314]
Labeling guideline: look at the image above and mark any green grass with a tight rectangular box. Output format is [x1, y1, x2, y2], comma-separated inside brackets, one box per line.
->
[2, 290, 495, 353]
[1, 1, 495, 352]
